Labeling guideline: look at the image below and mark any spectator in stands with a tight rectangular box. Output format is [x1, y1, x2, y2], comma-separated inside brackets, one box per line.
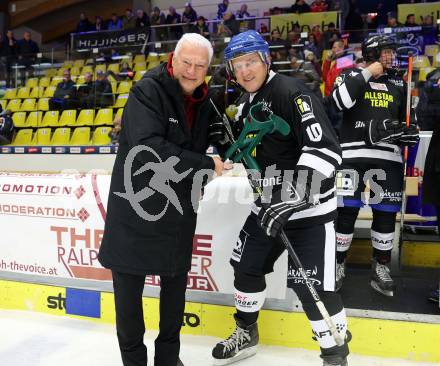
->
[76, 72, 94, 108]
[236, 4, 251, 19]
[286, 29, 300, 47]
[289, 53, 321, 97]
[16, 31, 39, 82]
[223, 11, 240, 36]
[311, 24, 322, 45]
[290, 0, 311, 14]
[217, 0, 230, 19]
[109, 115, 121, 144]
[151, 6, 167, 42]
[0, 30, 16, 88]
[305, 49, 322, 77]
[76, 13, 92, 33]
[416, 69, 440, 131]
[93, 16, 106, 31]
[422, 15, 436, 46]
[94, 70, 114, 107]
[322, 40, 350, 96]
[323, 22, 341, 49]
[192, 16, 210, 39]
[0, 109, 14, 145]
[405, 13, 418, 27]
[122, 9, 136, 30]
[107, 62, 134, 81]
[305, 33, 322, 60]
[166, 6, 182, 41]
[182, 3, 197, 24]
[344, 1, 364, 42]
[49, 69, 77, 111]
[386, 11, 401, 28]
[135, 9, 150, 29]
[310, 0, 328, 12]
[108, 13, 122, 31]
[269, 29, 288, 61]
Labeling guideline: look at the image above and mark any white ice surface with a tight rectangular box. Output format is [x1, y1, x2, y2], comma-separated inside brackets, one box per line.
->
[0, 309, 437, 366]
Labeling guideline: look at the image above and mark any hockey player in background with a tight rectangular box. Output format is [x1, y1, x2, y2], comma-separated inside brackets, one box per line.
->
[211, 30, 350, 366]
[331, 35, 419, 296]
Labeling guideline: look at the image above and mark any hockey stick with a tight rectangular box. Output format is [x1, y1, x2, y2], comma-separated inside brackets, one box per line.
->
[209, 99, 345, 347]
[398, 52, 413, 261]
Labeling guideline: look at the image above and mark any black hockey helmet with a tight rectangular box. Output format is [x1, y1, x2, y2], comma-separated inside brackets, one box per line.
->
[362, 35, 397, 63]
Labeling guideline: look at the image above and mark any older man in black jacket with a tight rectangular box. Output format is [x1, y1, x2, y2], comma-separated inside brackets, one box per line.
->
[98, 33, 230, 366]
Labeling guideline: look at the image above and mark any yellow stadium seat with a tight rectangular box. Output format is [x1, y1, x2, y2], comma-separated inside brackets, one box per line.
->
[0, 100, 6, 110]
[51, 127, 71, 145]
[40, 110, 59, 127]
[133, 54, 146, 64]
[16, 87, 30, 99]
[25, 111, 43, 128]
[3, 88, 17, 99]
[29, 86, 44, 99]
[33, 128, 52, 145]
[159, 53, 169, 63]
[134, 62, 147, 72]
[70, 66, 81, 76]
[12, 129, 33, 146]
[39, 77, 51, 88]
[116, 108, 124, 119]
[107, 63, 120, 73]
[63, 60, 74, 68]
[418, 67, 435, 82]
[85, 58, 94, 65]
[76, 109, 95, 126]
[146, 53, 159, 63]
[82, 66, 94, 74]
[147, 60, 160, 70]
[20, 98, 36, 112]
[114, 94, 129, 108]
[43, 86, 57, 98]
[51, 77, 63, 87]
[6, 99, 22, 112]
[412, 55, 430, 69]
[25, 78, 39, 88]
[37, 98, 50, 111]
[70, 127, 91, 145]
[57, 67, 68, 77]
[425, 45, 439, 58]
[76, 75, 86, 85]
[94, 108, 113, 126]
[116, 81, 132, 94]
[73, 59, 85, 68]
[12, 112, 27, 127]
[45, 68, 57, 77]
[59, 110, 77, 127]
[133, 71, 146, 81]
[92, 126, 112, 145]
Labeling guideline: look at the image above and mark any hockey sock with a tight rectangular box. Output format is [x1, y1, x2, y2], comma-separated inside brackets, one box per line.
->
[371, 209, 396, 263]
[299, 291, 348, 351]
[234, 271, 266, 326]
[336, 207, 359, 260]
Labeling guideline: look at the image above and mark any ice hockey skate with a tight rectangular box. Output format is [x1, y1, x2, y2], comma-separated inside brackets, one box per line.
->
[370, 259, 395, 297]
[323, 359, 348, 366]
[212, 314, 259, 365]
[335, 261, 346, 292]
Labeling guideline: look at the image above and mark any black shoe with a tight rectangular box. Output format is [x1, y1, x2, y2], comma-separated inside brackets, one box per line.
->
[212, 314, 259, 365]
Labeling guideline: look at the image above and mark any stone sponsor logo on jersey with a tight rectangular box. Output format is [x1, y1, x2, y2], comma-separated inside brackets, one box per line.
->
[294, 94, 315, 122]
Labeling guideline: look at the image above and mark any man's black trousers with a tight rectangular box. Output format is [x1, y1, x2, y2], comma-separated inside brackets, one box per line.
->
[112, 270, 188, 366]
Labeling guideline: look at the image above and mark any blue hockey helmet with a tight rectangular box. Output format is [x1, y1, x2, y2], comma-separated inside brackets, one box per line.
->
[224, 30, 270, 76]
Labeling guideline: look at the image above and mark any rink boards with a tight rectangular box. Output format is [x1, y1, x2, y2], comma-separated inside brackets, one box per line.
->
[0, 279, 439, 363]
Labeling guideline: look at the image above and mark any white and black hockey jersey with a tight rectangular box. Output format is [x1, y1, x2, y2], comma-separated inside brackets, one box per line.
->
[332, 67, 407, 164]
[233, 71, 342, 227]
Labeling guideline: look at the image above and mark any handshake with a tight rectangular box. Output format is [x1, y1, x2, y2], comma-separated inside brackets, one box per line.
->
[364, 119, 419, 147]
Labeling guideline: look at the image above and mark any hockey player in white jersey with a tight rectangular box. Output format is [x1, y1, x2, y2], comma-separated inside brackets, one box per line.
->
[211, 30, 350, 366]
[331, 35, 419, 296]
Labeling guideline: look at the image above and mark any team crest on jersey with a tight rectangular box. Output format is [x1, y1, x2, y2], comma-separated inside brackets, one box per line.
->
[231, 230, 249, 262]
[294, 94, 315, 122]
[349, 70, 359, 77]
[334, 74, 346, 87]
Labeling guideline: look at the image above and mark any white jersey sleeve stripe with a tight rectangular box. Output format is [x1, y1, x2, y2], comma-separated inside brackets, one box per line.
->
[339, 82, 356, 109]
[297, 153, 336, 178]
[302, 146, 342, 166]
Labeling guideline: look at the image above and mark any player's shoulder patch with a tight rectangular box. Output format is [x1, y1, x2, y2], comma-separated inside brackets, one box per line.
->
[294, 94, 315, 122]
[334, 73, 346, 87]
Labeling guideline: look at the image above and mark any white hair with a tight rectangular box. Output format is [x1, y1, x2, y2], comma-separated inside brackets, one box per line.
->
[174, 33, 213, 63]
